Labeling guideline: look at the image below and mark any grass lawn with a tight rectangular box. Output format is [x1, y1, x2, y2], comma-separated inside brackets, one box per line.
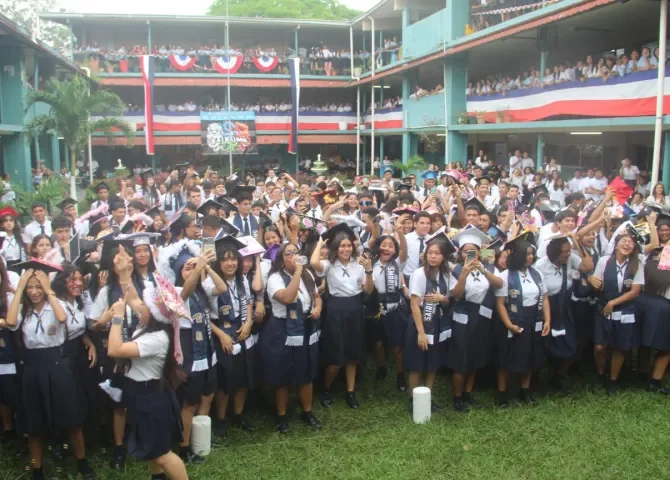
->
[2, 366, 668, 480]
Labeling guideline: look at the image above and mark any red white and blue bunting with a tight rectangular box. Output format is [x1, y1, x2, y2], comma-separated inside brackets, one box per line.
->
[253, 55, 279, 73]
[213, 55, 243, 74]
[169, 55, 197, 71]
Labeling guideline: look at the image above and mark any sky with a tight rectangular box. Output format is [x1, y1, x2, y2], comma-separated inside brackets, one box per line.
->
[57, 0, 381, 16]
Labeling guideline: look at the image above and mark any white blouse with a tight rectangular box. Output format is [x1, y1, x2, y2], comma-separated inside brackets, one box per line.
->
[450, 266, 501, 304]
[495, 269, 548, 306]
[266, 271, 317, 318]
[16, 303, 66, 349]
[317, 259, 365, 297]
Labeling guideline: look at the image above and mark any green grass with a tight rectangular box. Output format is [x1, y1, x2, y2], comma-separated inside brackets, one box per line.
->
[2, 366, 669, 480]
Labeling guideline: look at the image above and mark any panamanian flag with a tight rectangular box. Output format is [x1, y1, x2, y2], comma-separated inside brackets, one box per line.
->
[288, 57, 300, 154]
[140, 55, 155, 155]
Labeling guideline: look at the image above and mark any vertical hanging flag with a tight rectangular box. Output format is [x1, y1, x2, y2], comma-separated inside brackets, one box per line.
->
[140, 55, 155, 155]
[288, 57, 300, 154]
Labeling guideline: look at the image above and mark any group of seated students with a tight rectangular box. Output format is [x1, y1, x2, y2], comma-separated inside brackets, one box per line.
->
[2, 158, 670, 480]
[119, 100, 354, 114]
[468, 0, 562, 33]
[467, 45, 662, 97]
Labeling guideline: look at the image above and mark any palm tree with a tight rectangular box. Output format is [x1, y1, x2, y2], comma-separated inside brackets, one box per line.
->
[24, 74, 134, 200]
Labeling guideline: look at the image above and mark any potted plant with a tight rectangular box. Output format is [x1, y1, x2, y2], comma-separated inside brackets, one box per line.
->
[105, 61, 114, 73]
[392, 154, 427, 178]
[496, 106, 510, 123]
[475, 110, 487, 124]
[457, 112, 470, 125]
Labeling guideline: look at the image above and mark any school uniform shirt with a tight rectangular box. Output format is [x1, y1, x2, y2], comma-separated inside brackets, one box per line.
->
[530, 209, 544, 228]
[125, 328, 169, 382]
[495, 269, 548, 305]
[372, 259, 406, 311]
[0, 233, 24, 263]
[404, 231, 430, 278]
[306, 205, 323, 220]
[159, 192, 184, 221]
[594, 255, 645, 292]
[90, 286, 134, 328]
[450, 266, 501, 304]
[61, 298, 88, 340]
[409, 268, 451, 307]
[621, 166, 640, 181]
[90, 200, 107, 211]
[532, 254, 581, 296]
[568, 177, 582, 193]
[316, 259, 365, 297]
[266, 271, 317, 318]
[14, 303, 66, 349]
[24, 220, 52, 244]
[224, 277, 252, 318]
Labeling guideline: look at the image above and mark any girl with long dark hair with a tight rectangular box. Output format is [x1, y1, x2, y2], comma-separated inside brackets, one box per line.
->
[405, 233, 454, 412]
[6, 266, 95, 480]
[262, 243, 322, 433]
[30, 234, 54, 260]
[310, 225, 374, 409]
[495, 237, 551, 407]
[448, 228, 503, 411]
[591, 232, 644, 394]
[0, 208, 25, 268]
[0, 258, 17, 443]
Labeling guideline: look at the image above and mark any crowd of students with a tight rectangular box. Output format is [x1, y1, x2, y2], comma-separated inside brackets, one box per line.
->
[1, 157, 669, 479]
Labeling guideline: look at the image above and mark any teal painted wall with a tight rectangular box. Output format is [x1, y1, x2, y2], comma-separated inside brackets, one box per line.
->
[403, 9, 447, 60]
[445, 54, 468, 165]
[405, 92, 445, 129]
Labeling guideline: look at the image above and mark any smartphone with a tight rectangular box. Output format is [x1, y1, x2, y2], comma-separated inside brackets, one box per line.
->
[467, 250, 477, 262]
[480, 249, 494, 263]
[431, 187, 437, 195]
[202, 237, 216, 260]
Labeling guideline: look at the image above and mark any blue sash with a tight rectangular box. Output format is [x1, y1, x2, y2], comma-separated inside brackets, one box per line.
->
[217, 277, 248, 333]
[507, 267, 543, 324]
[423, 273, 450, 344]
[279, 271, 316, 347]
[601, 257, 636, 317]
[0, 330, 15, 364]
[188, 288, 216, 371]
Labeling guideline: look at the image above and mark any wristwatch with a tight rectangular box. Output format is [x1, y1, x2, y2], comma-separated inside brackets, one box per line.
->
[112, 316, 124, 326]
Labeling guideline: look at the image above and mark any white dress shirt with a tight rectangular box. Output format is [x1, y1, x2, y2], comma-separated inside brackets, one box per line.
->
[404, 231, 429, 278]
[316, 259, 365, 297]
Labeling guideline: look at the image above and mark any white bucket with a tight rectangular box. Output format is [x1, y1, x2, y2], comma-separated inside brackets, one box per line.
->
[191, 415, 212, 456]
[412, 387, 431, 424]
[338, 121, 347, 131]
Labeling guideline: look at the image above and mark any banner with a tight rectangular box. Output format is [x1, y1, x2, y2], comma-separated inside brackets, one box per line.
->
[169, 55, 196, 71]
[254, 55, 279, 73]
[213, 55, 243, 74]
[200, 111, 256, 155]
[467, 67, 670, 123]
[363, 107, 404, 129]
[140, 55, 155, 155]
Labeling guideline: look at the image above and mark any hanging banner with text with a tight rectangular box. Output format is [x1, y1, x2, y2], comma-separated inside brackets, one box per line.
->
[200, 111, 257, 155]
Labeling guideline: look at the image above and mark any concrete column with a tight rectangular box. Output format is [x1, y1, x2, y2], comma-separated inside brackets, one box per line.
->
[147, 21, 152, 51]
[662, 131, 670, 189]
[51, 134, 61, 173]
[446, 0, 470, 43]
[402, 71, 411, 163]
[536, 133, 544, 172]
[444, 54, 468, 165]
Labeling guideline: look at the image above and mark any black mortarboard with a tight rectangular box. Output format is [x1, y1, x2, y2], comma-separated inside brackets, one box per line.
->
[395, 182, 412, 192]
[8, 258, 62, 274]
[504, 230, 537, 251]
[488, 224, 507, 242]
[144, 206, 161, 218]
[57, 198, 77, 211]
[197, 199, 225, 216]
[175, 163, 190, 169]
[220, 221, 241, 237]
[464, 196, 486, 213]
[626, 224, 647, 246]
[424, 230, 457, 256]
[321, 223, 356, 243]
[219, 197, 238, 215]
[108, 197, 126, 212]
[119, 220, 134, 234]
[258, 211, 273, 228]
[230, 185, 256, 200]
[141, 168, 154, 176]
[393, 207, 418, 217]
[215, 235, 246, 254]
[100, 238, 134, 271]
[94, 182, 110, 193]
[69, 233, 81, 265]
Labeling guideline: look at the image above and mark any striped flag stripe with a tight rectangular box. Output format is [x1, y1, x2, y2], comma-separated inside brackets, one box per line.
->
[288, 57, 300, 154]
[140, 55, 155, 155]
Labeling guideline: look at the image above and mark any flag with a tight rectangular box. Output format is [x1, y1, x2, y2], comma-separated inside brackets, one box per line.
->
[288, 57, 300, 154]
[608, 176, 634, 205]
[140, 55, 155, 155]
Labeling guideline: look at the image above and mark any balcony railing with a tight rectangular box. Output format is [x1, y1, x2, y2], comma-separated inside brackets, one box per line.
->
[467, 0, 565, 34]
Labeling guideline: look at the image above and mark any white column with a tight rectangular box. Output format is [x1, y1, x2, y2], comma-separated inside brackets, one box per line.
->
[652, 0, 668, 186]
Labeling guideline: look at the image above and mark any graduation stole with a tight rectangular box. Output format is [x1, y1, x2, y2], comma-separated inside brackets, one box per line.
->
[423, 273, 447, 325]
[507, 267, 544, 324]
[573, 248, 598, 299]
[378, 259, 400, 305]
[279, 270, 314, 347]
[188, 287, 215, 370]
[218, 276, 248, 326]
[602, 257, 635, 307]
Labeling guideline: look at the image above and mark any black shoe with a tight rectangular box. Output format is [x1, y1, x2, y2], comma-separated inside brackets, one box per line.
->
[319, 391, 334, 408]
[430, 401, 444, 413]
[518, 389, 537, 405]
[550, 375, 573, 393]
[109, 446, 125, 470]
[495, 391, 509, 408]
[638, 371, 649, 385]
[232, 414, 255, 432]
[648, 381, 670, 395]
[607, 381, 618, 396]
[345, 392, 360, 409]
[77, 458, 96, 480]
[453, 398, 470, 413]
[180, 448, 206, 464]
[50, 443, 65, 463]
[300, 411, 322, 430]
[210, 436, 223, 449]
[375, 366, 388, 382]
[396, 373, 407, 393]
[276, 415, 289, 434]
[214, 420, 228, 440]
[462, 392, 481, 409]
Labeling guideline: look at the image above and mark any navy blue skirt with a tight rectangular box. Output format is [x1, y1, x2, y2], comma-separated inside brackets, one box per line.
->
[63, 336, 99, 408]
[260, 315, 319, 387]
[594, 303, 640, 351]
[214, 318, 257, 394]
[321, 294, 365, 366]
[0, 370, 18, 408]
[498, 305, 544, 373]
[571, 298, 596, 340]
[123, 378, 182, 461]
[382, 305, 410, 349]
[446, 301, 494, 373]
[17, 346, 87, 435]
[544, 293, 577, 359]
[637, 293, 670, 351]
[404, 317, 448, 373]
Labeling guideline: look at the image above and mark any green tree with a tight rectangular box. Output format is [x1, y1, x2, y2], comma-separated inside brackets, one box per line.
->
[208, 0, 360, 20]
[4, 0, 71, 55]
[24, 74, 135, 200]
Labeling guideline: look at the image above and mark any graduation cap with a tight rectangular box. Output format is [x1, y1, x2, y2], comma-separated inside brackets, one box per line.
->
[237, 236, 266, 257]
[258, 211, 273, 229]
[421, 171, 439, 181]
[119, 220, 134, 234]
[625, 224, 647, 246]
[450, 228, 490, 248]
[100, 238, 135, 271]
[8, 258, 63, 274]
[538, 202, 560, 213]
[117, 232, 162, 247]
[220, 220, 241, 237]
[230, 185, 256, 200]
[94, 182, 110, 193]
[141, 168, 154, 176]
[487, 224, 507, 243]
[392, 207, 418, 217]
[69, 233, 81, 265]
[144, 206, 161, 219]
[321, 222, 356, 243]
[424, 230, 457, 256]
[0, 206, 19, 218]
[197, 199, 225, 217]
[464, 196, 486, 214]
[108, 197, 127, 212]
[57, 197, 77, 211]
[369, 186, 387, 206]
[298, 214, 326, 231]
[504, 230, 537, 251]
[175, 163, 190, 169]
[215, 234, 246, 253]
[395, 182, 413, 193]
[219, 197, 239, 215]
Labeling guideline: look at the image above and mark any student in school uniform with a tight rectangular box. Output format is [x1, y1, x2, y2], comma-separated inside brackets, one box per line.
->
[106, 285, 188, 480]
[403, 211, 432, 286]
[211, 236, 256, 434]
[448, 228, 503, 411]
[495, 236, 551, 407]
[0, 259, 17, 444]
[160, 240, 223, 463]
[24, 202, 52, 257]
[590, 232, 644, 394]
[310, 224, 374, 409]
[6, 264, 95, 480]
[262, 243, 323, 433]
[369, 225, 410, 392]
[0, 207, 26, 268]
[533, 234, 592, 390]
[405, 231, 455, 413]
[89, 182, 110, 211]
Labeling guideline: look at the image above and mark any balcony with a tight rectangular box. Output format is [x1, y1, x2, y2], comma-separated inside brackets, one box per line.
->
[467, 0, 567, 35]
[404, 92, 445, 130]
[403, 9, 448, 60]
[24, 101, 51, 123]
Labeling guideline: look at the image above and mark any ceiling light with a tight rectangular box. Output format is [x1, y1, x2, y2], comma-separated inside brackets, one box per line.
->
[569, 132, 602, 135]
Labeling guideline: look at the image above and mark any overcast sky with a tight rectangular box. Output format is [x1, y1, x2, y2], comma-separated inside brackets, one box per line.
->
[56, 0, 380, 15]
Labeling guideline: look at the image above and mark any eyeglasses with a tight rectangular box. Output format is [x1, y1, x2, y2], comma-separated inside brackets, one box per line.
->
[360, 201, 372, 207]
[284, 251, 299, 257]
